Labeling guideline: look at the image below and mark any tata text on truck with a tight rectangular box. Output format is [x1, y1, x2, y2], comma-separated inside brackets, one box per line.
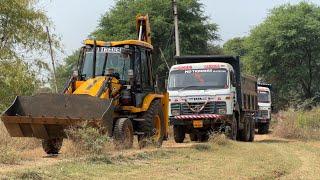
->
[256, 83, 272, 134]
[168, 56, 258, 142]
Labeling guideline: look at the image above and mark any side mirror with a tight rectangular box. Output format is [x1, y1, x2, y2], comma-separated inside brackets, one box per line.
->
[128, 69, 134, 79]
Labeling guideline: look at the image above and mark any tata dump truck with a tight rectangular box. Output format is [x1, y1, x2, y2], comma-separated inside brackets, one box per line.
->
[1, 15, 169, 154]
[256, 83, 272, 134]
[168, 56, 257, 142]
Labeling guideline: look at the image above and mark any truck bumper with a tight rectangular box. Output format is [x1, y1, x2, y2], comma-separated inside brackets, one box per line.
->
[170, 114, 228, 126]
[255, 118, 270, 124]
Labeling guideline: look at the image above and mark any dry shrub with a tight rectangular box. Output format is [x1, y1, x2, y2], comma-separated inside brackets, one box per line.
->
[273, 108, 320, 140]
[0, 145, 21, 164]
[0, 122, 40, 164]
[208, 133, 230, 146]
[65, 125, 113, 157]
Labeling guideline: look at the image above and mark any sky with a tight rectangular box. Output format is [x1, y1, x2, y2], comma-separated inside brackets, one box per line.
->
[44, 0, 320, 60]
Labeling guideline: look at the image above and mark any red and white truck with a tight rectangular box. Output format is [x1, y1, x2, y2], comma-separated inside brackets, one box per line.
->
[168, 56, 258, 142]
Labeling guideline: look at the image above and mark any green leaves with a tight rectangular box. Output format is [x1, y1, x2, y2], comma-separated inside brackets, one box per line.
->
[243, 2, 320, 109]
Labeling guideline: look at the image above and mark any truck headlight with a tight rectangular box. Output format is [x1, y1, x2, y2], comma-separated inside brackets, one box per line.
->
[171, 109, 181, 116]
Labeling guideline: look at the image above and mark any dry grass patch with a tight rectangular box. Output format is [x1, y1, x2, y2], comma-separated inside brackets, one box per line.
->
[64, 125, 114, 158]
[0, 122, 41, 164]
[273, 108, 320, 140]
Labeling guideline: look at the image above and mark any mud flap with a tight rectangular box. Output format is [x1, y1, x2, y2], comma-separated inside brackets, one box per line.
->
[1, 93, 115, 139]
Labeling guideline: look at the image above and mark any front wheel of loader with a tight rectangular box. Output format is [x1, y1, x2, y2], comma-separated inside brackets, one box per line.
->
[138, 100, 165, 148]
[42, 138, 63, 155]
[114, 118, 134, 149]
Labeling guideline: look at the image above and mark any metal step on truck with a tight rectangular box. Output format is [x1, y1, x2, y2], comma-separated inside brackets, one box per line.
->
[168, 56, 258, 142]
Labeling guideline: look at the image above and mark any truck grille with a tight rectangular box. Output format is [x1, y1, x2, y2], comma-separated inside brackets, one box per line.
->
[171, 102, 226, 115]
[258, 110, 268, 117]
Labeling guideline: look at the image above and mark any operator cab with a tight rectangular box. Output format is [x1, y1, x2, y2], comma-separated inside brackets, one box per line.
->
[257, 86, 271, 104]
[76, 39, 155, 106]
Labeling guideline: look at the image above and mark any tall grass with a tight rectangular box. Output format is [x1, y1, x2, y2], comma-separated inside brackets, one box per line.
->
[64, 125, 113, 158]
[273, 107, 320, 140]
[0, 122, 41, 164]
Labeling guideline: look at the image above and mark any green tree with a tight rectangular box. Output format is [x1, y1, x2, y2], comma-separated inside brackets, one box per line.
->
[223, 37, 247, 57]
[245, 2, 320, 108]
[55, 51, 79, 91]
[0, 60, 39, 111]
[0, 0, 59, 60]
[0, 0, 59, 108]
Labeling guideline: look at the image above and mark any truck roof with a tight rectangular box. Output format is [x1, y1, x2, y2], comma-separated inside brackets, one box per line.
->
[170, 62, 234, 71]
[84, 39, 153, 50]
[258, 86, 270, 92]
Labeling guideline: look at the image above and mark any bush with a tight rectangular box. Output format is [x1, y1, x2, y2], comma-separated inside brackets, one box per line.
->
[208, 133, 230, 146]
[0, 145, 21, 164]
[273, 108, 320, 140]
[0, 122, 40, 164]
[65, 125, 112, 157]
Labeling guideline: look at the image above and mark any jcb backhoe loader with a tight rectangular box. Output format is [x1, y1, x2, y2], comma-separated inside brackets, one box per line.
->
[1, 15, 169, 154]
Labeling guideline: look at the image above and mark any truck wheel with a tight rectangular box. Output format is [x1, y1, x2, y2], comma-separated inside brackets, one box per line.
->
[189, 133, 198, 141]
[174, 125, 185, 143]
[137, 100, 165, 148]
[199, 133, 210, 142]
[258, 123, 269, 134]
[249, 118, 255, 142]
[42, 138, 63, 155]
[114, 118, 134, 149]
[228, 115, 237, 140]
[240, 117, 251, 142]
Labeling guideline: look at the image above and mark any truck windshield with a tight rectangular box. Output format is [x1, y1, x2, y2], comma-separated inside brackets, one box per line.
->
[81, 48, 130, 80]
[168, 69, 228, 91]
[258, 91, 270, 103]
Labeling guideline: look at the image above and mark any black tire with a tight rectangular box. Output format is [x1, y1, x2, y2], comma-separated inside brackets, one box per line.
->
[240, 117, 251, 142]
[113, 118, 134, 149]
[137, 100, 165, 148]
[173, 125, 185, 143]
[42, 138, 63, 155]
[199, 133, 210, 142]
[249, 118, 255, 142]
[258, 123, 269, 134]
[228, 115, 237, 140]
[189, 133, 198, 141]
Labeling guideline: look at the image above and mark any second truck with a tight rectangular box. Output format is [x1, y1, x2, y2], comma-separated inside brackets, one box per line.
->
[168, 56, 258, 142]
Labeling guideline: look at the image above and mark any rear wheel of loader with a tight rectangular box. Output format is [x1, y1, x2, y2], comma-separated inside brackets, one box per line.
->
[138, 100, 165, 148]
[228, 115, 237, 140]
[173, 125, 185, 143]
[189, 133, 198, 141]
[240, 117, 250, 142]
[114, 118, 134, 149]
[42, 138, 63, 155]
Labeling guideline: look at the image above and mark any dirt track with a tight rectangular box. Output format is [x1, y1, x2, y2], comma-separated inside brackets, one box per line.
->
[1, 133, 320, 179]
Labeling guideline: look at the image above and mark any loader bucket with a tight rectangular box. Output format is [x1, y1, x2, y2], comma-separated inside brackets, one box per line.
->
[1, 93, 114, 139]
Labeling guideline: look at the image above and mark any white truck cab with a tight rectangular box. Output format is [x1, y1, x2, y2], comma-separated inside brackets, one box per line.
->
[256, 85, 272, 134]
[168, 62, 236, 118]
[168, 56, 257, 143]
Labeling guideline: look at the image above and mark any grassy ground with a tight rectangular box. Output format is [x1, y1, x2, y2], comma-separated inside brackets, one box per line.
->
[1, 134, 320, 180]
[1, 108, 320, 179]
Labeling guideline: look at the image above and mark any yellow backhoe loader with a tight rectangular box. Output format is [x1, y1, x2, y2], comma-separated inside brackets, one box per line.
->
[1, 15, 169, 154]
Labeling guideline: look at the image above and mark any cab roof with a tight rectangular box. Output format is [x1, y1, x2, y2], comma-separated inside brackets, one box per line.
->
[84, 39, 153, 50]
[170, 62, 234, 71]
